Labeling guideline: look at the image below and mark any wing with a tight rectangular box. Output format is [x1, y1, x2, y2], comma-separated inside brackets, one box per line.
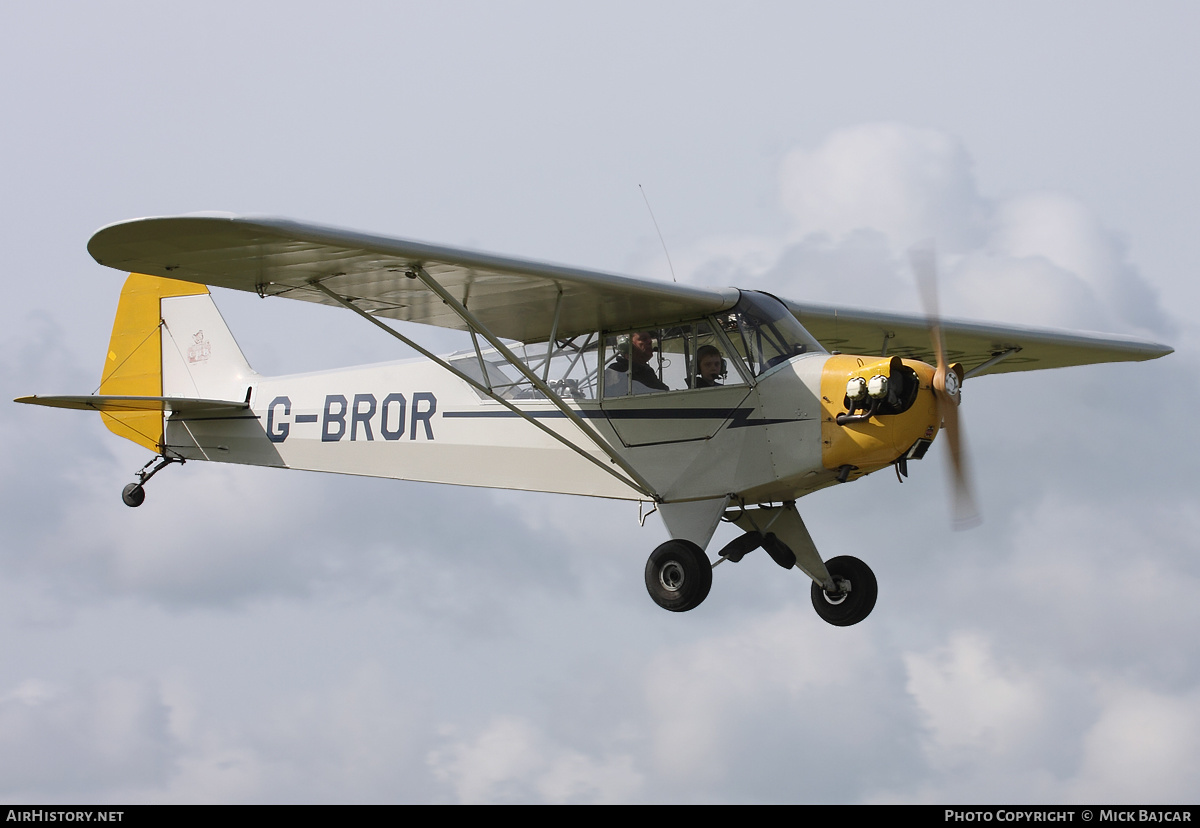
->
[88, 214, 1171, 374]
[88, 215, 739, 344]
[785, 301, 1173, 378]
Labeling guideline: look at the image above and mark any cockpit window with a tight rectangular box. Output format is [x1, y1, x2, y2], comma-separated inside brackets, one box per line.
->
[716, 292, 825, 377]
[449, 333, 601, 401]
[602, 320, 746, 397]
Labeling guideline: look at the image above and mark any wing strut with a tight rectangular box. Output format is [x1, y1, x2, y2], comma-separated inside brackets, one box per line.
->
[308, 279, 660, 501]
[406, 266, 662, 499]
[963, 347, 1021, 380]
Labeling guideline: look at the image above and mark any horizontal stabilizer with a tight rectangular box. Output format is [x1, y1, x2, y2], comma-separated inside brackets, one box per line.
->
[15, 395, 249, 415]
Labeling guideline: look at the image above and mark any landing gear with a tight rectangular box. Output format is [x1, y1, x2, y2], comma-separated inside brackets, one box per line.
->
[645, 539, 713, 612]
[645, 502, 879, 623]
[120, 455, 184, 508]
[810, 555, 877, 627]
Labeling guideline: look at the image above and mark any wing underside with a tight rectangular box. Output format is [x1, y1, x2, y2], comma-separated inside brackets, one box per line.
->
[88, 215, 739, 344]
[787, 301, 1172, 378]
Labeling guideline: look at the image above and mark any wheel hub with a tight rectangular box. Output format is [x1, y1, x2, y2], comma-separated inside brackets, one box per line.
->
[659, 561, 685, 592]
[645, 539, 712, 613]
[821, 578, 851, 605]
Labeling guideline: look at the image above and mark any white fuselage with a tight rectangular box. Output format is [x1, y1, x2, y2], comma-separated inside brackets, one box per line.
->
[165, 352, 836, 504]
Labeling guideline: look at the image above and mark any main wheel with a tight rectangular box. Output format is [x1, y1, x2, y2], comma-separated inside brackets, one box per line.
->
[811, 555, 877, 627]
[121, 483, 145, 508]
[645, 540, 713, 612]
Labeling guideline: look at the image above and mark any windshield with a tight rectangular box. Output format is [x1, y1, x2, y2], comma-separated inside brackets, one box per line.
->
[716, 292, 825, 376]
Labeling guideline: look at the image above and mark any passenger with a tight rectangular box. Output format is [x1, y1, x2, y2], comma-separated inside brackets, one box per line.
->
[609, 331, 669, 392]
[694, 344, 725, 387]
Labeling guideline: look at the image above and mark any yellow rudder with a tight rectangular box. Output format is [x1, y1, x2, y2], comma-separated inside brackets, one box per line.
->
[98, 273, 209, 452]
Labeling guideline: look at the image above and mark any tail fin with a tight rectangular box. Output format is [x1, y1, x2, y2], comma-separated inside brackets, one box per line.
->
[99, 273, 255, 452]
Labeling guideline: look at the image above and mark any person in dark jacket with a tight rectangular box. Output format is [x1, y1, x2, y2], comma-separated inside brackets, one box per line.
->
[609, 331, 669, 391]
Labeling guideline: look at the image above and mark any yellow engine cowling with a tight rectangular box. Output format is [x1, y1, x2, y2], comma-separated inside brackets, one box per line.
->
[819, 354, 941, 477]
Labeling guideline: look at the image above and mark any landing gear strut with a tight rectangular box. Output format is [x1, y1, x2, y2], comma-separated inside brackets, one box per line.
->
[673, 501, 880, 626]
[121, 455, 184, 508]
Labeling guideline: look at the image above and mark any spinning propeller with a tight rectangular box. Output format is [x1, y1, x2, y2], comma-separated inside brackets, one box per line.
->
[909, 243, 982, 530]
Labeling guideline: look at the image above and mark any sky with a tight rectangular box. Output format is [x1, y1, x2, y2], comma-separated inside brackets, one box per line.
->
[1, 1, 1198, 804]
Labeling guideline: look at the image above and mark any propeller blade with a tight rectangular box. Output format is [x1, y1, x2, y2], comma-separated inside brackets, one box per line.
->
[937, 382, 981, 530]
[909, 242, 981, 530]
[909, 241, 946, 364]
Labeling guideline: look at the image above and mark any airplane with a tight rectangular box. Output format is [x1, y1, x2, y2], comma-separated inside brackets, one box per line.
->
[16, 214, 1173, 625]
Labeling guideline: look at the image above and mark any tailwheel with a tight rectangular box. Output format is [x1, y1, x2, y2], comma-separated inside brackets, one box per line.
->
[645, 539, 713, 612]
[120, 455, 184, 508]
[121, 483, 146, 508]
[811, 555, 877, 627]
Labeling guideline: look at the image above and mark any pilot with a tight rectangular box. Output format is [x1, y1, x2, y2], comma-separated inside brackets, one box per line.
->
[609, 331, 669, 392]
[694, 344, 725, 387]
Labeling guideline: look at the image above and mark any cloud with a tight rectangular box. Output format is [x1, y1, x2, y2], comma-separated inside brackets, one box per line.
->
[638, 607, 925, 802]
[680, 123, 1171, 338]
[780, 124, 986, 252]
[1065, 683, 1200, 803]
[962, 192, 1172, 333]
[902, 632, 1093, 797]
[427, 716, 642, 804]
[897, 633, 1200, 804]
[0, 677, 174, 797]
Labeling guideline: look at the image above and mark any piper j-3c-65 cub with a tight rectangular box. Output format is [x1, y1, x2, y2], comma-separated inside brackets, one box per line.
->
[17, 215, 1172, 625]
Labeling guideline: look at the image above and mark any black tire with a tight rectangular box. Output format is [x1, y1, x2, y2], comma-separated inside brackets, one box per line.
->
[645, 540, 713, 612]
[121, 483, 145, 508]
[811, 555, 877, 627]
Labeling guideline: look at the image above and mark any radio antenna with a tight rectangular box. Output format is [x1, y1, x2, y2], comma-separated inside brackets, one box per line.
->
[639, 184, 677, 283]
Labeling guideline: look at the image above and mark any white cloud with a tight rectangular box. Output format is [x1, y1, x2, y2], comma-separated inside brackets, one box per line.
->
[904, 633, 1062, 771]
[639, 606, 920, 801]
[0, 677, 174, 797]
[1065, 683, 1200, 803]
[427, 716, 642, 804]
[681, 124, 1171, 338]
[899, 634, 1200, 804]
[962, 192, 1171, 333]
[779, 124, 986, 252]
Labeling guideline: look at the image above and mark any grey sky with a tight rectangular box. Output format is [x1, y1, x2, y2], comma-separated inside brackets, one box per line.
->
[1, 1, 1197, 803]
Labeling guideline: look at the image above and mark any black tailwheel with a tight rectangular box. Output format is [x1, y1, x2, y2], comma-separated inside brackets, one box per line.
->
[121, 483, 145, 508]
[645, 539, 713, 612]
[811, 555, 877, 626]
